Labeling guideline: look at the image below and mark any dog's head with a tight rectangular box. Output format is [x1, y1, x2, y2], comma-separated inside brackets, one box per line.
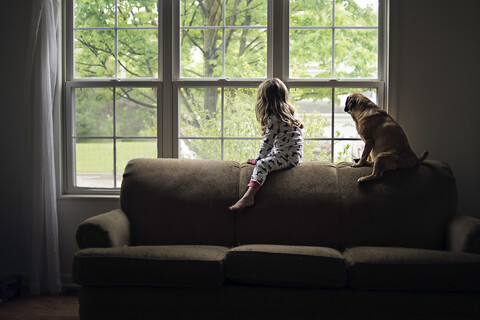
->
[344, 93, 377, 114]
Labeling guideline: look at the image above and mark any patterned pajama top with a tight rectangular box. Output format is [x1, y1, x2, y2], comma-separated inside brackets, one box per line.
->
[249, 116, 303, 188]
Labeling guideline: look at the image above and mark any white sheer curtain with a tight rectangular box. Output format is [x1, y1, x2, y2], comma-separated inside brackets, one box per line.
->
[26, 0, 62, 295]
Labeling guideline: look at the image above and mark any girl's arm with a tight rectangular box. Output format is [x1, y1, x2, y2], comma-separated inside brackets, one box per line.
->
[255, 117, 278, 160]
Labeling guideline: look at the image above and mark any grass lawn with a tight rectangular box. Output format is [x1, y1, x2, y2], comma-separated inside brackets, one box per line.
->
[76, 140, 157, 173]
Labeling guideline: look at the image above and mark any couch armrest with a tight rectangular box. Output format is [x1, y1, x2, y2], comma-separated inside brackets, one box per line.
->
[76, 209, 131, 249]
[447, 214, 480, 254]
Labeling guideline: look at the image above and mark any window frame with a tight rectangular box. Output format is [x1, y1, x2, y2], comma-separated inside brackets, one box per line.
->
[63, 0, 389, 195]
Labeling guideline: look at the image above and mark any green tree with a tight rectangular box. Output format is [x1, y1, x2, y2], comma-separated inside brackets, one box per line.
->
[74, 0, 378, 163]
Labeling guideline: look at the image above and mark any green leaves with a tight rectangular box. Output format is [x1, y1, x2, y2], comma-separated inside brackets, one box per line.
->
[72, 0, 381, 167]
[180, 0, 268, 78]
[74, 0, 158, 78]
[289, 0, 378, 79]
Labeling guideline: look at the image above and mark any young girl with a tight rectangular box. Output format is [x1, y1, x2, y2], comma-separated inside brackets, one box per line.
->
[229, 78, 304, 211]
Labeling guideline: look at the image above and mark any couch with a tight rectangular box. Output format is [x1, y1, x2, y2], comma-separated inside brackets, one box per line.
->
[73, 158, 480, 319]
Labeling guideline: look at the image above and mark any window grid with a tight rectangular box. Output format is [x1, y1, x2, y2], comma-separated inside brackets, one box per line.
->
[73, 0, 159, 79]
[64, 0, 387, 194]
[178, 0, 268, 79]
[69, 85, 158, 190]
[289, 1, 379, 80]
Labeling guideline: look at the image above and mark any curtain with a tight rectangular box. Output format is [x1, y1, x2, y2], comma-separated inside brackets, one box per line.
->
[26, 0, 62, 295]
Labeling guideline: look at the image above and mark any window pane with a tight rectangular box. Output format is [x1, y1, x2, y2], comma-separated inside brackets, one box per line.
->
[180, 1, 268, 79]
[225, 0, 268, 26]
[180, 0, 222, 27]
[75, 30, 115, 78]
[75, 88, 113, 137]
[224, 88, 259, 137]
[180, 29, 223, 78]
[303, 140, 331, 162]
[290, 0, 333, 27]
[74, 0, 115, 28]
[224, 139, 263, 162]
[335, 29, 378, 79]
[75, 139, 114, 188]
[334, 88, 376, 139]
[334, 140, 365, 163]
[179, 139, 222, 160]
[179, 88, 221, 137]
[289, 29, 332, 78]
[116, 87, 157, 137]
[290, 88, 332, 138]
[225, 28, 267, 78]
[117, 0, 159, 27]
[335, 0, 378, 27]
[116, 139, 157, 187]
[118, 29, 158, 78]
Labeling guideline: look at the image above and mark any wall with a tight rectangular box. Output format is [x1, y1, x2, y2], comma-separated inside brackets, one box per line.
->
[1, 0, 479, 285]
[0, 1, 32, 278]
[391, 0, 480, 219]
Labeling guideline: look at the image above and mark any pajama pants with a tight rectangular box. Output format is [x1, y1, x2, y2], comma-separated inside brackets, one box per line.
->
[248, 152, 301, 189]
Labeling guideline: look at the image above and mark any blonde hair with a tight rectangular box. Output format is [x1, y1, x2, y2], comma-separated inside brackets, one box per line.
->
[255, 78, 304, 135]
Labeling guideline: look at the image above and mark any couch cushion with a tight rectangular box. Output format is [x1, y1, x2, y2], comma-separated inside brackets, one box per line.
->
[121, 158, 238, 246]
[345, 246, 480, 291]
[337, 160, 458, 250]
[236, 162, 343, 249]
[226, 244, 346, 288]
[72, 245, 228, 288]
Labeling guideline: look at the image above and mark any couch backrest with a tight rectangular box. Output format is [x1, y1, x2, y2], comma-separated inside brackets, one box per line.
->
[337, 160, 457, 250]
[121, 158, 239, 247]
[235, 162, 344, 249]
[121, 158, 457, 250]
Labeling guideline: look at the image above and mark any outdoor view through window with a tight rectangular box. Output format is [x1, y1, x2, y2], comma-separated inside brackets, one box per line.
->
[67, 0, 383, 191]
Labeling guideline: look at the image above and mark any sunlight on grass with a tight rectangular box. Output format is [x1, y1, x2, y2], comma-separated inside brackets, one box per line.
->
[76, 140, 157, 173]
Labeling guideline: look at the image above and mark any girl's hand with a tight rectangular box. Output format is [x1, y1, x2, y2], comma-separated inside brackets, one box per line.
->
[247, 159, 257, 165]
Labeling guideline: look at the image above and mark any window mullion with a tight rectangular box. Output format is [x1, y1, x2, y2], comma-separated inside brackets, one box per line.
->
[222, 0, 226, 79]
[163, 0, 175, 158]
[332, 0, 336, 79]
[221, 88, 225, 160]
[113, 88, 117, 188]
[331, 87, 335, 163]
[115, 0, 118, 78]
[272, 0, 285, 79]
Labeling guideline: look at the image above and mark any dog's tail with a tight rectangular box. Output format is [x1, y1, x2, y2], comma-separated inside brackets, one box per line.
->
[418, 150, 429, 164]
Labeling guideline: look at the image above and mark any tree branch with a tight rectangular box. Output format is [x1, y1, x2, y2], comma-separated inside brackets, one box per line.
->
[75, 37, 114, 56]
[118, 88, 156, 109]
[118, 60, 143, 77]
[179, 88, 201, 129]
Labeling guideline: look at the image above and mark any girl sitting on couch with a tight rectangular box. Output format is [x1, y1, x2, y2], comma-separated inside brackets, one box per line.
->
[229, 78, 304, 211]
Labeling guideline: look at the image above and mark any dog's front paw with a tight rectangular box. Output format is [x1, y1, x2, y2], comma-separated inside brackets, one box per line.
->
[352, 163, 363, 168]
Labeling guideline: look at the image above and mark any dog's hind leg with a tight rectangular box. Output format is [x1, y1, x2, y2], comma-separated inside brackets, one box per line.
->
[357, 152, 397, 183]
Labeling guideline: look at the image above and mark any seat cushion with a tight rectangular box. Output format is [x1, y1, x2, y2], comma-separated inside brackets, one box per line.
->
[73, 245, 228, 288]
[226, 244, 347, 288]
[345, 246, 480, 291]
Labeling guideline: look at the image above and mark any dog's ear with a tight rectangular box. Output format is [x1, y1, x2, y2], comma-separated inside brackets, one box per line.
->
[344, 95, 356, 112]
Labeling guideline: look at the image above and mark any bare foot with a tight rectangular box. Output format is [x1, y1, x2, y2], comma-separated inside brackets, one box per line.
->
[229, 196, 254, 211]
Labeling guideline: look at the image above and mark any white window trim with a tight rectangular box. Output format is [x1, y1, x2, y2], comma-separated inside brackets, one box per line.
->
[62, 0, 390, 195]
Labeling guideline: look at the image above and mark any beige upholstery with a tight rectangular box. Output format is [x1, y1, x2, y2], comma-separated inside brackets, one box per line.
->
[73, 158, 480, 319]
[345, 246, 480, 291]
[226, 244, 346, 288]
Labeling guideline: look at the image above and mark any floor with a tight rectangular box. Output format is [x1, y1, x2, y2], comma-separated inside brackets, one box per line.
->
[0, 289, 79, 320]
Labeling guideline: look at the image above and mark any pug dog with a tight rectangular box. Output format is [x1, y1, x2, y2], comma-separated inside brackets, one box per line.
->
[344, 93, 429, 183]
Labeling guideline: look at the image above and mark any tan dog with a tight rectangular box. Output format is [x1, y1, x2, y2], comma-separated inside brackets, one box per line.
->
[344, 93, 429, 183]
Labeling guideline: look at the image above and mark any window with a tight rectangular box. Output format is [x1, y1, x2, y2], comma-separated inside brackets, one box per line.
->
[65, 0, 388, 193]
